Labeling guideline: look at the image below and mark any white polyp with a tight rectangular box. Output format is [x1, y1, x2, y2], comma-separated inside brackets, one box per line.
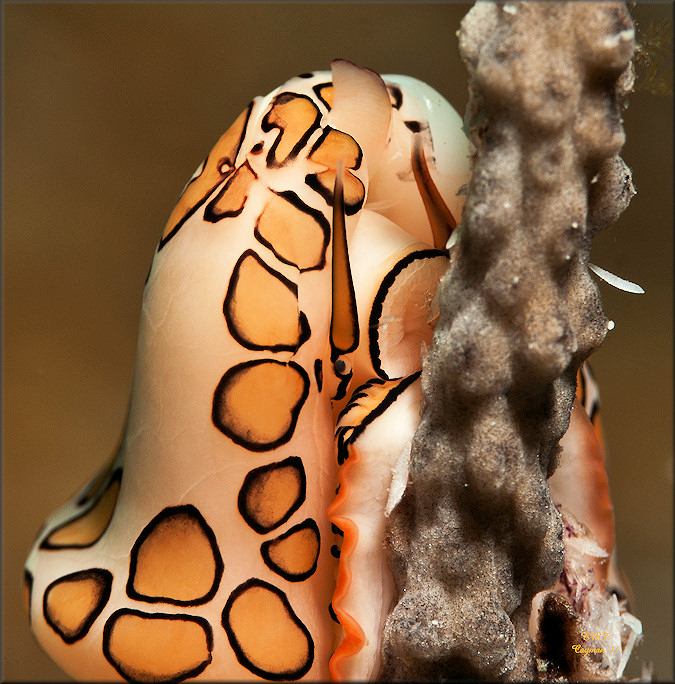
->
[446, 226, 461, 250]
[565, 532, 609, 559]
[622, 612, 643, 636]
[589, 263, 645, 294]
[607, 320, 615, 331]
[603, 29, 635, 49]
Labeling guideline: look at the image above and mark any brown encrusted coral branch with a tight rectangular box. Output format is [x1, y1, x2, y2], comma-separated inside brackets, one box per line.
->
[379, 2, 635, 680]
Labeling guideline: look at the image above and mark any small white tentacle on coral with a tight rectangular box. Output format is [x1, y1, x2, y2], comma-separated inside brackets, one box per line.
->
[589, 263, 645, 294]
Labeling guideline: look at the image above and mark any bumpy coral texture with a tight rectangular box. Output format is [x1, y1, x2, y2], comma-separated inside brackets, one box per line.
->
[379, 2, 635, 680]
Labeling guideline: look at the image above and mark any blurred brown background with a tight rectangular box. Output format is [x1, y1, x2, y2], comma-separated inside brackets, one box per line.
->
[3, 3, 672, 681]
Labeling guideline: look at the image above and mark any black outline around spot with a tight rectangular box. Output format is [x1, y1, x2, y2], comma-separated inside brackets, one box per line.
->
[335, 376, 386, 423]
[40, 469, 123, 550]
[238, 456, 306, 535]
[331, 365, 353, 402]
[103, 608, 213, 682]
[311, 82, 333, 110]
[126, 504, 223, 606]
[253, 190, 330, 272]
[76, 442, 121, 507]
[261, 92, 321, 169]
[159, 101, 253, 250]
[203, 160, 258, 223]
[368, 249, 447, 380]
[305, 172, 365, 217]
[313, 359, 323, 393]
[223, 249, 310, 353]
[335, 372, 421, 466]
[577, 364, 589, 418]
[221, 578, 314, 681]
[43, 568, 112, 644]
[305, 127, 364, 216]
[387, 84, 403, 109]
[581, 363, 601, 426]
[328, 601, 340, 624]
[260, 518, 320, 582]
[212, 360, 310, 452]
[24, 569, 33, 624]
[308, 126, 360, 165]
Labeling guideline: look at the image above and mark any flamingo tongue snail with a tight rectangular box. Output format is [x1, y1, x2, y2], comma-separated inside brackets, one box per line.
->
[24, 60, 623, 681]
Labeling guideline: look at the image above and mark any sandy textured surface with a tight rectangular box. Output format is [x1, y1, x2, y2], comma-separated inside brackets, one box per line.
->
[381, 2, 636, 679]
